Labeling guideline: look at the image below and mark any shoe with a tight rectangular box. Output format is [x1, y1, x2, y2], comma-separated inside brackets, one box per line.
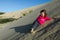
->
[32, 31, 36, 34]
[31, 28, 34, 33]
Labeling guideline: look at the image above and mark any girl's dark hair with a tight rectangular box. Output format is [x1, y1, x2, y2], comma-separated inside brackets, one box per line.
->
[40, 9, 47, 17]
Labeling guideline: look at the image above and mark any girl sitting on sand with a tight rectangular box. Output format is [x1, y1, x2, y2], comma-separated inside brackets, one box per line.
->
[31, 9, 53, 33]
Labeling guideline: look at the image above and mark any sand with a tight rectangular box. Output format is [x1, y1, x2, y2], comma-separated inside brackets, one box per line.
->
[0, 0, 60, 40]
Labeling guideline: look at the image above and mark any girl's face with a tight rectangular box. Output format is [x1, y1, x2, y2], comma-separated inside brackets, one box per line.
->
[41, 12, 45, 17]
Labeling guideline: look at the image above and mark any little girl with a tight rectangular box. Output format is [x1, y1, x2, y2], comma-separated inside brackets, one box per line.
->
[31, 9, 52, 33]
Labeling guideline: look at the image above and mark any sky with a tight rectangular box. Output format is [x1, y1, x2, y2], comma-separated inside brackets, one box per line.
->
[0, 0, 52, 12]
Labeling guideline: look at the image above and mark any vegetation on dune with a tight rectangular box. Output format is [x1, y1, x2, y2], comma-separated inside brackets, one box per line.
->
[29, 10, 33, 13]
[13, 10, 33, 20]
[0, 18, 16, 24]
[23, 14, 26, 16]
[0, 12, 4, 15]
[20, 16, 22, 18]
[21, 10, 33, 17]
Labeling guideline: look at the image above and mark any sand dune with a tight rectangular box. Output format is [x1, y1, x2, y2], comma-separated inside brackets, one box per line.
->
[0, 0, 60, 40]
[0, 3, 47, 19]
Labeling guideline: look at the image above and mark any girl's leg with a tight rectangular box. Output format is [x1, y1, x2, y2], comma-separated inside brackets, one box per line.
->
[31, 21, 40, 33]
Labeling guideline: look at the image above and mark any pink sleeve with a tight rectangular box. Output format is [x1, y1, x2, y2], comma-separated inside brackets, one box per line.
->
[46, 16, 52, 21]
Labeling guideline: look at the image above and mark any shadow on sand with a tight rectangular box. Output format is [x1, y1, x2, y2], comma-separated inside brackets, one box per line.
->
[10, 24, 33, 33]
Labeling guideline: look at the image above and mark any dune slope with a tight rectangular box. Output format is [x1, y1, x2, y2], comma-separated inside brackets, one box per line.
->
[0, 0, 60, 40]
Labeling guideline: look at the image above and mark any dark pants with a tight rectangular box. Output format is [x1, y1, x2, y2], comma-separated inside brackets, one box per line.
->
[32, 20, 40, 30]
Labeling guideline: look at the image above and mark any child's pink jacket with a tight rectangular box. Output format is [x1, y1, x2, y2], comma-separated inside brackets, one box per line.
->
[37, 15, 52, 25]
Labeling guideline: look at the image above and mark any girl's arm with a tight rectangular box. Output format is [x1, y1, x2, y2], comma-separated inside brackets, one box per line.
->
[46, 16, 53, 21]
